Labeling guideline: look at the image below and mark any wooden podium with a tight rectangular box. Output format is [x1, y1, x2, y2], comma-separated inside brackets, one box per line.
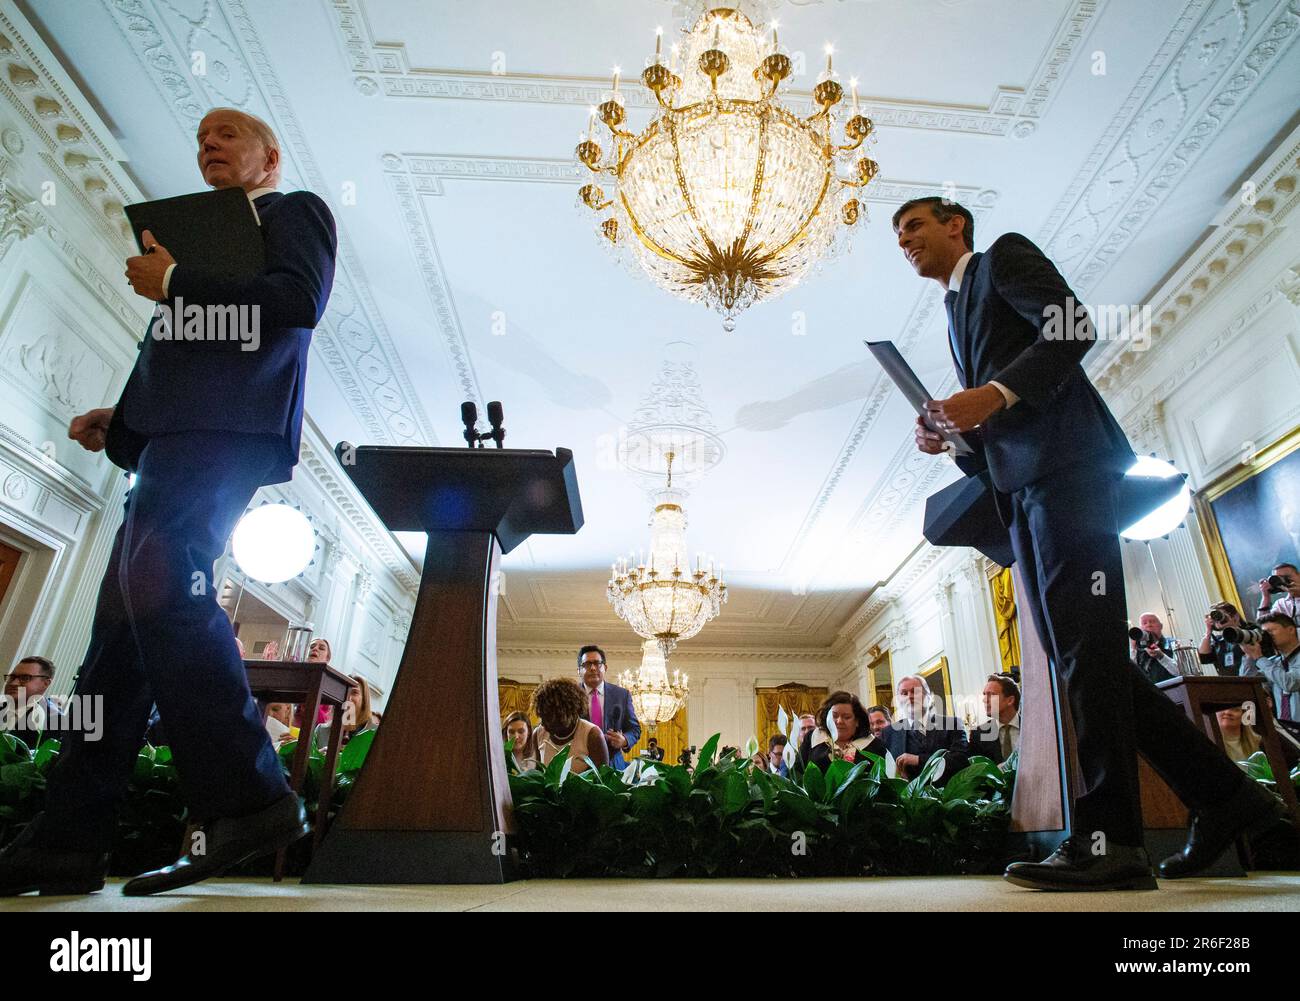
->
[302, 443, 583, 884]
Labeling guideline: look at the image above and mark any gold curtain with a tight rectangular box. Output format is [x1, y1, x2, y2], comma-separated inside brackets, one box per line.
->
[755, 683, 829, 752]
[498, 678, 539, 726]
[988, 566, 1021, 673]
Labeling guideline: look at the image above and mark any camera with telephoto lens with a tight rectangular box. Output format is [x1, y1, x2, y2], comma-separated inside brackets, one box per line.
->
[1208, 607, 1229, 626]
[1221, 625, 1275, 657]
[1268, 573, 1293, 591]
[1128, 627, 1160, 647]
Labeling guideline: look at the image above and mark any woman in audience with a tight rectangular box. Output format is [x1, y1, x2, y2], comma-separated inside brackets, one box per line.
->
[1215, 706, 1262, 763]
[314, 674, 377, 750]
[532, 678, 608, 774]
[502, 711, 539, 772]
[294, 638, 335, 730]
[800, 690, 885, 770]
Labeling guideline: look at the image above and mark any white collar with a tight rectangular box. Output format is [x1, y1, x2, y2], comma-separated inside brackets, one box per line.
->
[947, 251, 974, 292]
[583, 681, 605, 696]
[246, 186, 277, 202]
[1002, 711, 1021, 731]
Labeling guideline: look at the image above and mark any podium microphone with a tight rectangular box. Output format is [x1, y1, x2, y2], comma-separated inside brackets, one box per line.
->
[460, 401, 479, 448]
[486, 401, 505, 449]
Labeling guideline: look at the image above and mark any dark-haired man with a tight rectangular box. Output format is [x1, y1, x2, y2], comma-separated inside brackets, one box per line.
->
[577, 645, 640, 770]
[895, 195, 1282, 889]
[969, 674, 1020, 765]
[2, 657, 63, 748]
[1258, 563, 1299, 622]
[1243, 612, 1300, 724]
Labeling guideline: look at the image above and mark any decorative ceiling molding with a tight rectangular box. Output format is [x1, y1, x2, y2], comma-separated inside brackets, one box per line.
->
[0, 6, 137, 254]
[1091, 123, 1300, 392]
[834, 541, 949, 648]
[380, 156, 485, 409]
[330, 0, 1105, 141]
[100, 0, 437, 447]
[295, 419, 420, 594]
[1039, 0, 1300, 296]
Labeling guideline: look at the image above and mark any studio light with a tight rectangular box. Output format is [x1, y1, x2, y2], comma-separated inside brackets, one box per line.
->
[1121, 455, 1191, 541]
[232, 503, 315, 583]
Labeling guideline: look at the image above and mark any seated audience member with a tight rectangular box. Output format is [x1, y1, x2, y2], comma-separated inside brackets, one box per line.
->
[502, 711, 539, 772]
[1131, 612, 1178, 684]
[755, 734, 790, 776]
[314, 674, 377, 750]
[797, 712, 816, 748]
[532, 678, 609, 774]
[968, 674, 1021, 765]
[1, 657, 63, 747]
[643, 736, 665, 761]
[800, 691, 886, 770]
[1257, 562, 1300, 621]
[1242, 612, 1300, 723]
[866, 704, 892, 738]
[1214, 706, 1262, 764]
[881, 674, 969, 781]
[1199, 601, 1252, 676]
[264, 702, 297, 747]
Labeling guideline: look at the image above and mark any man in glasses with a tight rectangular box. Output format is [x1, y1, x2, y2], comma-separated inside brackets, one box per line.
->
[2, 657, 62, 748]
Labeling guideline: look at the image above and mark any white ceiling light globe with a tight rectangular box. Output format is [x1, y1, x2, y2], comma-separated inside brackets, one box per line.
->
[1121, 456, 1191, 541]
[232, 504, 315, 583]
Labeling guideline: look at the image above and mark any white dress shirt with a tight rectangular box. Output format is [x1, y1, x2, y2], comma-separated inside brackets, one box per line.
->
[160, 185, 276, 297]
[948, 251, 1019, 408]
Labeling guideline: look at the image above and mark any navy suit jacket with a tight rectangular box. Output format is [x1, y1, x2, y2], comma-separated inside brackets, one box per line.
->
[589, 681, 641, 771]
[881, 716, 970, 781]
[112, 190, 337, 485]
[950, 233, 1133, 494]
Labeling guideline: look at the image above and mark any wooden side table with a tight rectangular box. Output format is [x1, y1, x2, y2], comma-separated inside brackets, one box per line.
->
[244, 659, 354, 880]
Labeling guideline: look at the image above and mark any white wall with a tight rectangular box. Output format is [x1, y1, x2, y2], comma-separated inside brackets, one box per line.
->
[0, 4, 415, 703]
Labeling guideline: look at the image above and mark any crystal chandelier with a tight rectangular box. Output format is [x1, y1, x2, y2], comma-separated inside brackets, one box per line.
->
[574, 4, 880, 329]
[619, 639, 690, 727]
[607, 452, 727, 658]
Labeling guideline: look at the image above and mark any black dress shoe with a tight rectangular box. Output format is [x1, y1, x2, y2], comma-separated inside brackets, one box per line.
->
[1158, 778, 1287, 879]
[1004, 836, 1158, 891]
[0, 816, 109, 896]
[122, 793, 307, 896]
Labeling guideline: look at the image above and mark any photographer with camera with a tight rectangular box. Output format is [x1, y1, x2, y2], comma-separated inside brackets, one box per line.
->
[1130, 612, 1179, 685]
[1198, 601, 1254, 676]
[1242, 612, 1300, 723]
[1257, 562, 1299, 621]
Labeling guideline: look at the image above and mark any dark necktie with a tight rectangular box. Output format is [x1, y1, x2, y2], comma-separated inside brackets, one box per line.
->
[943, 289, 965, 386]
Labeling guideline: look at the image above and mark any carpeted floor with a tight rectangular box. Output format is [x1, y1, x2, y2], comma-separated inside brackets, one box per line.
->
[2, 874, 1298, 911]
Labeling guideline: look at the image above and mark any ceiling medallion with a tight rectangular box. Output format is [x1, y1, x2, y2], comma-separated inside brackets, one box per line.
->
[574, 5, 880, 330]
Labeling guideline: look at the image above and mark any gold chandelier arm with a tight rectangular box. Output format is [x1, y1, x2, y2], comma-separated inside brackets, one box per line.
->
[835, 135, 865, 153]
[618, 189, 695, 266]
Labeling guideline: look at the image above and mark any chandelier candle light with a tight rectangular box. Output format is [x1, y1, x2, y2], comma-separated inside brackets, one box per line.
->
[620, 639, 690, 727]
[607, 452, 727, 659]
[575, 6, 880, 329]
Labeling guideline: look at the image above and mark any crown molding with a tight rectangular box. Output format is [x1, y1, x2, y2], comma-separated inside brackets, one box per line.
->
[1091, 121, 1300, 394]
[1039, 0, 1300, 296]
[330, 0, 1105, 141]
[496, 643, 841, 664]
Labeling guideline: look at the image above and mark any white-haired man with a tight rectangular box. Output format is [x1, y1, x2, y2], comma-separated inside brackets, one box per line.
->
[879, 674, 969, 781]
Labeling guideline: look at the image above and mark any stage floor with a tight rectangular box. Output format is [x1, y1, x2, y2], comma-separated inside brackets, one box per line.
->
[3, 874, 1299, 911]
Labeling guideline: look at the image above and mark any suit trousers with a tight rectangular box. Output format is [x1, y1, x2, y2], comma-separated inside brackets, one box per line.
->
[41, 430, 291, 851]
[1008, 463, 1244, 845]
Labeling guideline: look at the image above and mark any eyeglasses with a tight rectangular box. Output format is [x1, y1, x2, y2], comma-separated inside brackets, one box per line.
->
[5, 673, 50, 685]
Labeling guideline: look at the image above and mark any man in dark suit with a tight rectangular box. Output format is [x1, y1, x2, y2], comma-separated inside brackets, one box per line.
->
[577, 645, 641, 770]
[968, 674, 1020, 766]
[0, 108, 337, 897]
[895, 196, 1281, 889]
[880, 674, 969, 781]
[2, 656, 64, 749]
